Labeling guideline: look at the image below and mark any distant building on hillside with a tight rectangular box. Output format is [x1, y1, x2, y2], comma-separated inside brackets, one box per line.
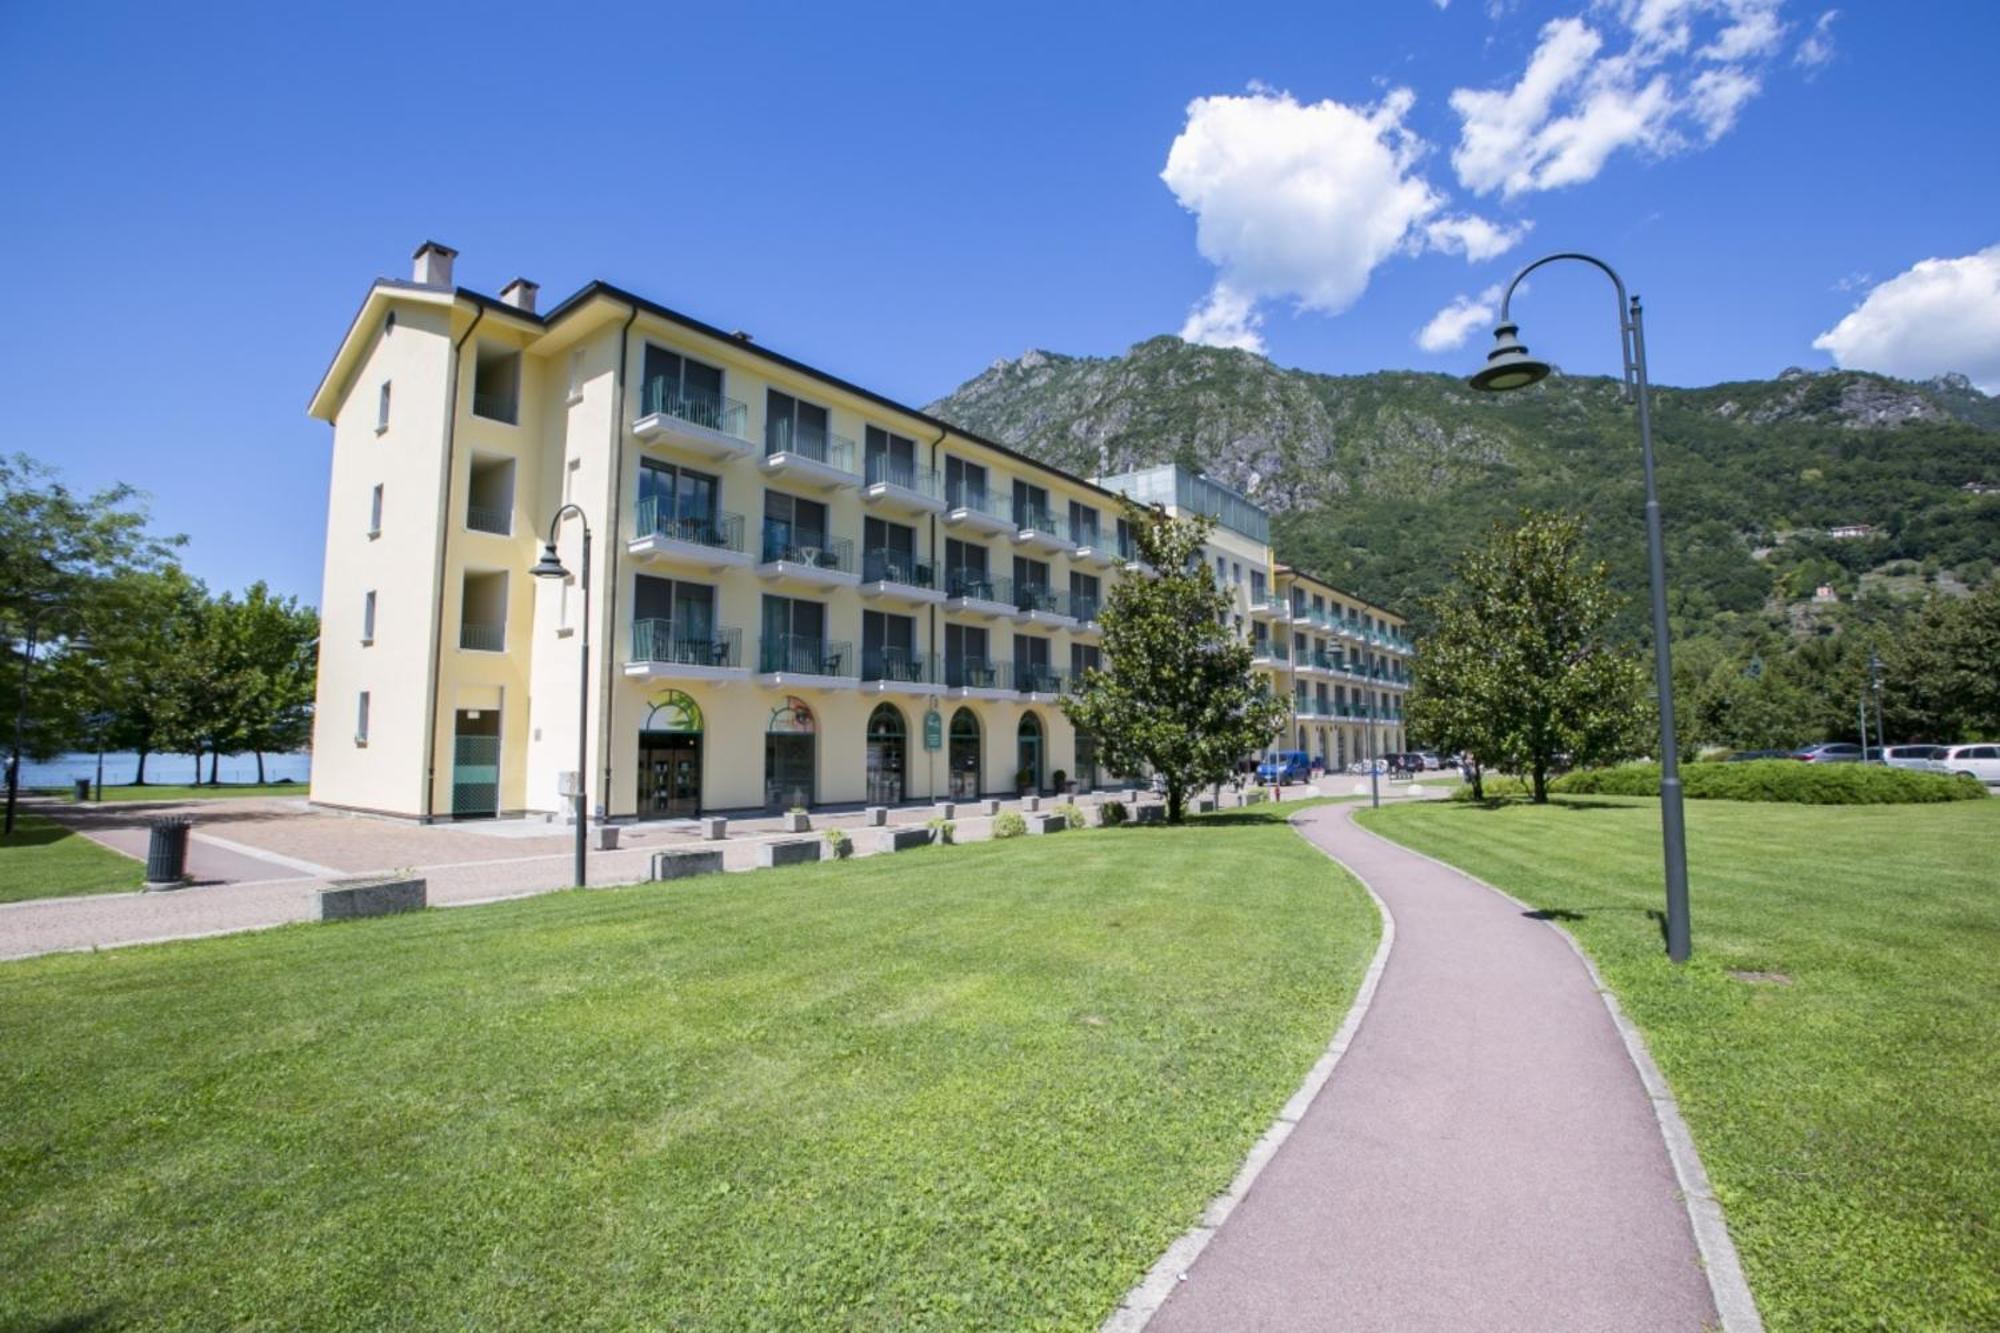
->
[1963, 481, 1996, 495]
[1812, 584, 1839, 603]
[1826, 523, 1876, 539]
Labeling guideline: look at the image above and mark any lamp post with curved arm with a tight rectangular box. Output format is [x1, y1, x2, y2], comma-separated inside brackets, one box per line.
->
[530, 505, 592, 888]
[1469, 251, 1691, 963]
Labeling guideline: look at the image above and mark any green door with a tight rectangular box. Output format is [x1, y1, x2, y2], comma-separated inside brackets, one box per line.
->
[451, 710, 500, 818]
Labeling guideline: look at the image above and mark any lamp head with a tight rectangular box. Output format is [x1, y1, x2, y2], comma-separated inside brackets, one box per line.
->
[529, 542, 570, 581]
[1468, 321, 1552, 393]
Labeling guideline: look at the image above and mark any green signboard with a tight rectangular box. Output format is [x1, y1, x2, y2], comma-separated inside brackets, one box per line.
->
[923, 707, 943, 751]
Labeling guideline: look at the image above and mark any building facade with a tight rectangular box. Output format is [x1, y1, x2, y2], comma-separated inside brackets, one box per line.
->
[306, 244, 1408, 821]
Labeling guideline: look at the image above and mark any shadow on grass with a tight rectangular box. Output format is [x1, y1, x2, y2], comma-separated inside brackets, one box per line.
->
[0, 820, 76, 849]
[1520, 904, 1669, 945]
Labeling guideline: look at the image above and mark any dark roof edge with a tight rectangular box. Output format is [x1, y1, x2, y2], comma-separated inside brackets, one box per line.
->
[1275, 564, 1407, 625]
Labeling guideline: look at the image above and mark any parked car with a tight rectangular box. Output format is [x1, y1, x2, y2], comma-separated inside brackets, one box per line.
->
[1868, 744, 1949, 772]
[1416, 751, 1444, 770]
[1792, 742, 1864, 763]
[1725, 748, 1793, 762]
[1937, 743, 2000, 785]
[1257, 751, 1313, 785]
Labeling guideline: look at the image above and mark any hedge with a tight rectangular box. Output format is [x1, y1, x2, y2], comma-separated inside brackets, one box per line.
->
[1552, 760, 1987, 805]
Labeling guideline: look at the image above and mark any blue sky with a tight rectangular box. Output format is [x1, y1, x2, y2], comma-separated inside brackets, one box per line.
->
[2, 1, 1994, 605]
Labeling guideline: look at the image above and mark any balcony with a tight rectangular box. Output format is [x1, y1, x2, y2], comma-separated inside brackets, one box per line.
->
[1070, 595, 1101, 632]
[761, 421, 859, 490]
[458, 622, 506, 653]
[943, 569, 1016, 618]
[757, 634, 856, 689]
[1251, 639, 1290, 666]
[758, 523, 859, 589]
[860, 647, 943, 695]
[1247, 596, 1285, 619]
[1296, 650, 1330, 679]
[860, 548, 944, 604]
[862, 456, 945, 516]
[944, 657, 1014, 700]
[632, 379, 754, 460]
[1071, 527, 1120, 567]
[629, 498, 752, 570]
[1012, 583, 1076, 629]
[625, 620, 748, 682]
[1012, 505, 1073, 553]
[941, 487, 1014, 536]
[465, 504, 512, 536]
[1017, 663, 1069, 699]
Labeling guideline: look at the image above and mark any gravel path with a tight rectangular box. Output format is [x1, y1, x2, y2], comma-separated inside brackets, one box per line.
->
[1144, 800, 1718, 1332]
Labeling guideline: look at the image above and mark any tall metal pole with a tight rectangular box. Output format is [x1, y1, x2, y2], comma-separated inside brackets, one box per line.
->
[1869, 651, 1886, 759]
[574, 525, 592, 888]
[1628, 299, 1692, 963]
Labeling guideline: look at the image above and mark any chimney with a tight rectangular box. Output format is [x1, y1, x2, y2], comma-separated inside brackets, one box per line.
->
[500, 278, 539, 313]
[412, 240, 457, 288]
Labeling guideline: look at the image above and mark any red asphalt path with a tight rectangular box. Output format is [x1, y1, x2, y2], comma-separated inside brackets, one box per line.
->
[1147, 801, 1717, 1332]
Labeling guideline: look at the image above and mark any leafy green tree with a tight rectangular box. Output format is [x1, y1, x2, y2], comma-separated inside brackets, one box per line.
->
[91, 568, 209, 785]
[226, 582, 320, 782]
[1062, 503, 1289, 822]
[1416, 511, 1649, 802]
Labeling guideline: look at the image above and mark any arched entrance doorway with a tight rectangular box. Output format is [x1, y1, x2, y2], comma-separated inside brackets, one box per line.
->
[866, 703, 906, 805]
[764, 696, 816, 811]
[948, 708, 981, 800]
[1016, 712, 1044, 794]
[1074, 731, 1099, 791]
[639, 690, 705, 818]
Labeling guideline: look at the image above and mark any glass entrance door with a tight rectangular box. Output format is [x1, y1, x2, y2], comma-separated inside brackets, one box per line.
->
[765, 734, 815, 811]
[451, 709, 500, 818]
[638, 731, 701, 818]
[948, 708, 980, 800]
[865, 704, 906, 806]
[1016, 713, 1044, 793]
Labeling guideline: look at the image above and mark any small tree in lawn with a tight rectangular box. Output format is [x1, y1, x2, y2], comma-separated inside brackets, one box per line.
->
[1420, 511, 1648, 803]
[1062, 502, 1289, 823]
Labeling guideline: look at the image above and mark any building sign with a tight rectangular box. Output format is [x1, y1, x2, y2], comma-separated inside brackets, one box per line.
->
[768, 696, 816, 734]
[642, 690, 703, 734]
[922, 706, 942, 751]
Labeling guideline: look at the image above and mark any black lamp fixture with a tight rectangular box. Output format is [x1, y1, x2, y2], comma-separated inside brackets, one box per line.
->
[1468, 322, 1552, 393]
[529, 542, 571, 582]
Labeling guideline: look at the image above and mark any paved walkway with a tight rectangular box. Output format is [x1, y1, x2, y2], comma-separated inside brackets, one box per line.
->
[1147, 802, 1718, 1332]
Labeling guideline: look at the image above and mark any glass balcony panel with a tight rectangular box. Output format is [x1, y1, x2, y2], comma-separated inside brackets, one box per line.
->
[640, 377, 749, 438]
[760, 521, 855, 573]
[636, 497, 746, 552]
[630, 619, 742, 667]
[759, 634, 855, 676]
[862, 548, 936, 588]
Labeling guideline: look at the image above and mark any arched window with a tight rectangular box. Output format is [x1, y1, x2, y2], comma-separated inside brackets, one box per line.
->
[949, 707, 981, 800]
[1016, 712, 1044, 794]
[866, 703, 906, 805]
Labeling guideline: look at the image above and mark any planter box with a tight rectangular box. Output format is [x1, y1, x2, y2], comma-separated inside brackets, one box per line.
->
[1135, 804, 1165, 825]
[865, 806, 887, 827]
[760, 838, 821, 867]
[595, 824, 621, 851]
[1023, 795, 1041, 812]
[934, 801, 956, 821]
[782, 812, 811, 833]
[885, 825, 933, 852]
[1028, 812, 1067, 834]
[316, 876, 425, 922]
[702, 816, 728, 841]
[651, 849, 725, 881]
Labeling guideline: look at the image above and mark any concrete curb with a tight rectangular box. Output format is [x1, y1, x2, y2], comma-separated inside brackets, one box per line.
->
[1346, 806, 1765, 1333]
[1099, 809, 1398, 1333]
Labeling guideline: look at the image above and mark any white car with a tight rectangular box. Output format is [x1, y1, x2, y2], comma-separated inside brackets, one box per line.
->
[1875, 744, 1949, 772]
[1937, 744, 2000, 785]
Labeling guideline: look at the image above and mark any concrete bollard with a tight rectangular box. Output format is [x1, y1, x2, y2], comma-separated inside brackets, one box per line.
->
[865, 806, 887, 827]
[979, 798, 999, 816]
[1024, 795, 1041, 812]
[934, 801, 956, 821]
[595, 824, 621, 851]
[759, 838, 821, 868]
[702, 816, 728, 841]
[651, 849, 725, 881]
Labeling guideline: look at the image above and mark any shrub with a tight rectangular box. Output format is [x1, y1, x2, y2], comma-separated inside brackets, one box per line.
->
[993, 811, 1028, 839]
[1552, 760, 1987, 805]
[926, 817, 955, 845]
[824, 828, 853, 859]
[1098, 799, 1128, 827]
[1056, 801, 1085, 829]
[1052, 769, 1068, 792]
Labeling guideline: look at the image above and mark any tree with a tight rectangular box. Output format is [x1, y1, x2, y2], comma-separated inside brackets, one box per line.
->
[226, 582, 320, 782]
[1414, 511, 1649, 802]
[1062, 502, 1289, 822]
[91, 568, 209, 785]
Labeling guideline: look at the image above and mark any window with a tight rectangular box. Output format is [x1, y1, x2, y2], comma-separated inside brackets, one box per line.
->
[761, 594, 831, 673]
[945, 623, 992, 687]
[355, 691, 371, 744]
[459, 570, 508, 652]
[384, 311, 396, 337]
[1251, 569, 1267, 602]
[376, 381, 391, 434]
[1069, 571, 1100, 621]
[368, 483, 384, 536]
[566, 350, 585, 404]
[864, 425, 919, 489]
[945, 537, 989, 594]
[765, 389, 831, 460]
[641, 344, 725, 424]
[1012, 479, 1050, 528]
[633, 575, 720, 664]
[1233, 561, 1243, 584]
[467, 457, 515, 535]
[639, 458, 720, 540]
[945, 455, 988, 508]
[472, 344, 521, 424]
[1068, 500, 1099, 546]
[1070, 642, 1101, 676]
[763, 491, 831, 563]
[864, 516, 924, 585]
[361, 590, 376, 645]
[862, 610, 919, 681]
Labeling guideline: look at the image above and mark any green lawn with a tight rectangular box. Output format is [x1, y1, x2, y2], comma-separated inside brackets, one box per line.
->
[1359, 797, 2000, 1331]
[39, 782, 305, 803]
[0, 803, 1376, 1331]
[0, 813, 144, 904]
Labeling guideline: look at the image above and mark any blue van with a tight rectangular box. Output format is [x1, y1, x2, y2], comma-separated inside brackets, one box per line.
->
[1257, 750, 1313, 785]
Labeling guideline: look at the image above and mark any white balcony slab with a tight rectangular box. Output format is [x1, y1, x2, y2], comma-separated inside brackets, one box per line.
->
[942, 506, 1014, 536]
[759, 452, 860, 490]
[1012, 607, 1077, 630]
[758, 559, 861, 590]
[945, 684, 1016, 702]
[862, 480, 946, 516]
[1072, 541, 1121, 567]
[622, 661, 750, 684]
[626, 533, 754, 570]
[755, 669, 855, 690]
[860, 676, 945, 696]
[861, 579, 946, 606]
[1012, 526, 1074, 554]
[631, 413, 756, 461]
[943, 594, 1015, 619]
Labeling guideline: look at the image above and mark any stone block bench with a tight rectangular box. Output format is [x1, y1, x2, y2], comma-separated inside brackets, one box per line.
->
[883, 825, 934, 852]
[316, 875, 425, 922]
[651, 849, 725, 881]
[759, 838, 821, 868]
[1027, 811, 1068, 834]
[1134, 804, 1165, 825]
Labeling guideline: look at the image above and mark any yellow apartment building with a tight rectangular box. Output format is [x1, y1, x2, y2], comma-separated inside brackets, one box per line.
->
[305, 242, 1409, 822]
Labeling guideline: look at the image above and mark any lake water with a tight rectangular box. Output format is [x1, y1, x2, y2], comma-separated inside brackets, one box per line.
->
[15, 751, 313, 788]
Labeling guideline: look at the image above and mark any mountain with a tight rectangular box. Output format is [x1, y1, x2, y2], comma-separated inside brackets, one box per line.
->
[927, 338, 2000, 637]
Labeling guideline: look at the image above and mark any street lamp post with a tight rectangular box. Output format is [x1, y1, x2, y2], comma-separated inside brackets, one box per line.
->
[530, 506, 593, 889]
[1469, 251, 1692, 963]
[1868, 650, 1886, 760]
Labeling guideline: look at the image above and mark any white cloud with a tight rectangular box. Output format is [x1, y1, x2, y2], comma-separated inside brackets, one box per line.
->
[1450, 2, 1789, 198]
[1161, 86, 1522, 352]
[1812, 245, 2000, 393]
[1417, 284, 1506, 352]
[1795, 9, 1837, 69]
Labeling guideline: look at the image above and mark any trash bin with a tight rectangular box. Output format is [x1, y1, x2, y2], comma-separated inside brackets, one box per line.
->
[145, 816, 193, 887]
[73, 777, 92, 802]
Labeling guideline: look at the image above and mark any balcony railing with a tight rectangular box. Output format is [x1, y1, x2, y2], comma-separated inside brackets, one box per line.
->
[864, 454, 941, 498]
[945, 486, 1012, 523]
[862, 547, 936, 588]
[759, 634, 855, 677]
[631, 619, 742, 668]
[1072, 522, 1104, 550]
[766, 419, 857, 473]
[760, 522, 855, 573]
[1015, 583, 1065, 616]
[640, 378, 749, 439]
[861, 646, 938, 685]
[1070, 594, 1100, 624]
[1017, 663, 1068, 695]
[465, 504, 511, 535]
[1252, 639, 1290, 662]
[945, 657, 1013, 691]
[946, 568, 1014, 603]
[1014, 506, 1070, 542]
[459, 622, 506, 652]
[636, 497, 746, 553]
[471, 392, 517, 425]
